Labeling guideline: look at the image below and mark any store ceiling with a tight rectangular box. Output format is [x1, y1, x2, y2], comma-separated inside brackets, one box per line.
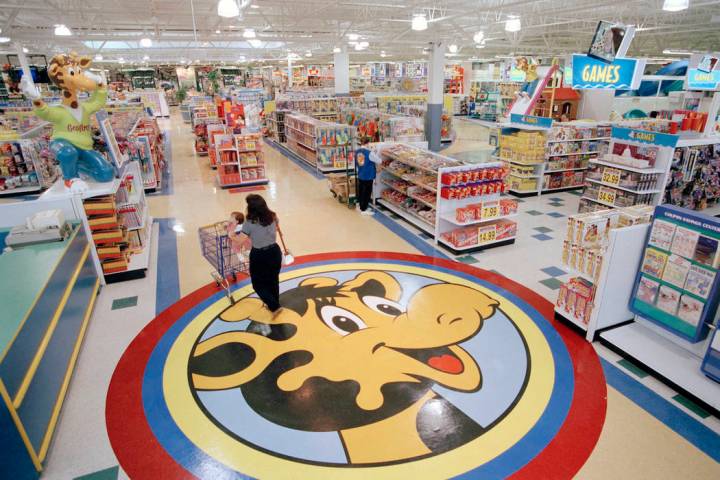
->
[0, 0, 719, 66]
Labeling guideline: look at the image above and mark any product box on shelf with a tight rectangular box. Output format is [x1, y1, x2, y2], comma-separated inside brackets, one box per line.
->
[284, 113, 357, 172]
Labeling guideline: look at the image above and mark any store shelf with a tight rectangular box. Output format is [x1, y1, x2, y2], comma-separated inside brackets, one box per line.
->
[407, 193, 437, 209]
[547, 137, 610, 143]
[544, 167, 588, 173]
[542, 185, 584, 192]
[439, 213, 518, 226]
[546, 151, 601, 158]
[317, 164, 349, 173]
[554, 306, 589, 331]
[438, 235, 516, 251]
[126, 210, 149, 231]
[580, 196, 616, 208]
[286, 135, 317, 152]
[676, 135, 720, 148]
[508, 188, 539, 194]
[41, 177, 122, 200]
[285, 124, 317, 138]
[508, 173, 540, 179]
[377, 199, 435, 234]
[589, 158, 665, 174]
[562, 265, 596, 284]
[585, 178, 662, 194]
[384, 169, 437, 192]
[106, 217, 153, 276]
[381, 181, 409, 196]
[0, 185, 42, 196]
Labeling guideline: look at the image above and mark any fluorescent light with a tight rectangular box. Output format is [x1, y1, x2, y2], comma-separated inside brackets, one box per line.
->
[94, 54, 103, 61]
[243, 28, 256, 38]
[333, 47, 341, 53]
[251, 3, 259, 7]
[143, 55, 150, 61]
[476, 44, 486, 49]
[248, 39, 262, 48]
[22, 47, 29, 53]
[663, 49, 693, 55]
[179, 59, 186, 64]
[140, 37, 152, 47]
[215, 29, 221, 34]
[305, 50, 312, 57]
[218, 0, 240, 18]
[505, 16, 521, 32]
[449, 44, 458, 53]
[359, 41, 369, 48]
[0, 37, 11, 43]
[118, 57, 125, 64]
[348, 33, 359, 41]
[662, 0, 689, 11]
[354, 43, 363, 51]
[411, 14, 428, 31]
[473, 31, 484, 43]
[54, 24, 72, 36]
[380, 52, 387, 58]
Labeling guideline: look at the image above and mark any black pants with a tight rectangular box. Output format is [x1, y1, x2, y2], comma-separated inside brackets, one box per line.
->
[358, 179, 374, 211]
[249, 243, 282, 312]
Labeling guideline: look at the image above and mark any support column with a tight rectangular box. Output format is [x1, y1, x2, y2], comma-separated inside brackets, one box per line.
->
[426, 41, 445, 151]
[287, 56, 293, 89]
[334, 48, 350, 95]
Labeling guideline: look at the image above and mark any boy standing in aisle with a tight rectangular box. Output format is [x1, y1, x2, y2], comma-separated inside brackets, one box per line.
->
[355, 139, 382, 216]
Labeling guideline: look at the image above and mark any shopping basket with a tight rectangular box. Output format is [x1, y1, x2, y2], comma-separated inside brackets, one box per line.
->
[198, 222, 249, 284]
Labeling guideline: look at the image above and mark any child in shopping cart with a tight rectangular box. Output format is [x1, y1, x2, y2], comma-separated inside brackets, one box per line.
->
[228, 211, 251, 263]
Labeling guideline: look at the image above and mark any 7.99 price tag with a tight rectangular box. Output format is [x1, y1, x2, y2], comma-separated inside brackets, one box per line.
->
[601, 167, 621, 186]
[481, 204, 499, 219]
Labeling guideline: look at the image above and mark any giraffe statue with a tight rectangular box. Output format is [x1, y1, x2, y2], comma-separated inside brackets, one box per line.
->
[21, 52, 115, 192]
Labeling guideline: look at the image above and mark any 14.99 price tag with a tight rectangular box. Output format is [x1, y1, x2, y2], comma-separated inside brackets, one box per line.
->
[601, 167, 621, 185]
[478, 226, 497, 245]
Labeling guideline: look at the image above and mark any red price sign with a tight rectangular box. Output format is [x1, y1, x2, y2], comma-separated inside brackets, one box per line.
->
[601, 167, 621, 185]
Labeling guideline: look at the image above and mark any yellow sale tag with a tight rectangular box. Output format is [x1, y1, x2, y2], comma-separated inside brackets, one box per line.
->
[478, 227, 497, 245]
[597, 187, 617, 205]
[601, 167, 621, 185]
[481, 204, 499, 219]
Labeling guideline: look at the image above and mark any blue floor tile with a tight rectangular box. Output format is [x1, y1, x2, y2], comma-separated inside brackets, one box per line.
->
[532, 233, 553, 241]
[456, 255, 479, 264]
[546, 212, 566, 218]
[534, 226, 553, 233]
[539, 278, 564, 290]
[526, 210, 544, 216]
[541, 266, 567, 277]
[548, 197, 565, 201]
[111, 296, 138, 310]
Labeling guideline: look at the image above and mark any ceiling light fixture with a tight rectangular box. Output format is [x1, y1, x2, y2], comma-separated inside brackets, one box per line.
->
[305, 51, 312, 57]
[411, 14, 428, 31]
[662, 0, 689, 11]
[118, 57, 125, 63]
[215, 29, 221, 34]
[54, 24, 72, 36]
[449, 44, 458, 53]
[249, 39, 262, 48]
[143, 55, 150, 61]
[0, 37, 11, 43]
[333, 47, 341, 53]
[140, 37, 152, 47]
[95, 54, 103, 61]
[476, 44, 486, 49]
[250, 3, 259, 7]
[473, 31, 484, 43]
[217, 0, 240, 18]
[348, 33, 359, 41]
[354, 43, 363, 51]
[359, 41, 369, 48]
[243, 28, 256, 38]
[505, 16, 521, 32]
[22, 47, 29, 53]
[380, 52, 387, 58]
[662, 48, 693, 55]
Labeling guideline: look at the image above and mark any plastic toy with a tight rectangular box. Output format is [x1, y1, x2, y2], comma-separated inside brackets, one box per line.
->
[21, 52, 115, 192]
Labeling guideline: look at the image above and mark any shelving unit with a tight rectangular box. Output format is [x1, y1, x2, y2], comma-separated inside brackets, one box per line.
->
[214, 133, 268, 188]
[579, 127, 679, 213]
[284, 113, 357, 174]
[376, 144, 519, 252]
[127, 117, 165, 191]
[0, 124, 58, 195]
[40, 161, 152, 284]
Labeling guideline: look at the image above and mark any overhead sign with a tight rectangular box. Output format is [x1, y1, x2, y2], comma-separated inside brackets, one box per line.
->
[510, 113, 553, 129]
[611, 127, 679, 148]
[687, 53, 720, 91]
[571, 54, 645, 90]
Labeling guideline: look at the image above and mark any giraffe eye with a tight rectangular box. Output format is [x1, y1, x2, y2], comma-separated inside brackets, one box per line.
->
[319, 306, 367, 336]
[69, 68, 75, 76]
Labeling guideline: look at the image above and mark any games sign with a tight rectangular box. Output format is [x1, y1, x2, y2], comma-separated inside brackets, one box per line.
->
[571, 54, 646, 90]
[686, 53, 720, 91]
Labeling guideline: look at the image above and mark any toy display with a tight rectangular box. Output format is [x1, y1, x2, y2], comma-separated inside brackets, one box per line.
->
[631, 205, 720, 343]
[666, 143, 720, 211]
[215, 133, 268, 187]
[0, 138, 58, 193]
[284, 113, 356, 172]
[21, 52, 115, 191]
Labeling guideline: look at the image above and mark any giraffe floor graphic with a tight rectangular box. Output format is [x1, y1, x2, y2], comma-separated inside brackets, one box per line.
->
[106, 252, 606, 479]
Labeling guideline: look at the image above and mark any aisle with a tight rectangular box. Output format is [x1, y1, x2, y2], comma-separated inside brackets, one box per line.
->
[39, 112, 720, 480]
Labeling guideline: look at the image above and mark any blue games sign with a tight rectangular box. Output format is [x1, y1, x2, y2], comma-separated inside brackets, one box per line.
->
[687, 69, 720, 90]
[571, 54, 645, 90]
[611, 127, 679, 148]
[510, 114, 553, 129]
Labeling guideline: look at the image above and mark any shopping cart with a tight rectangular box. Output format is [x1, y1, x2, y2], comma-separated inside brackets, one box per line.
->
[198, 222, 249, 285]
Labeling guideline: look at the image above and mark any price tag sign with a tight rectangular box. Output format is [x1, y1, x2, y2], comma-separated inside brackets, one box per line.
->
[478, 226, 497, 245]
[597, 187, 617, 206]
[481, 203, 499, 219]
[601, 167, 621, 185]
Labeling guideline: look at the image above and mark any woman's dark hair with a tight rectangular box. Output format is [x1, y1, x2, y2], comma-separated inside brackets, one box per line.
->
[245, 194, 276, 226]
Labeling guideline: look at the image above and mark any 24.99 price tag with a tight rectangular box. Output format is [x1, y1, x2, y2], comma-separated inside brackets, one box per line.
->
[601, 167, 621, 185]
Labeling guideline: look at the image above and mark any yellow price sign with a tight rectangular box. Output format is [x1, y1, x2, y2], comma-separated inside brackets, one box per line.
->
[597, 187, 617, 206]
[478, 226, 497, 245]
[481, 204, 499, 219]
[601, 167, 621, 185]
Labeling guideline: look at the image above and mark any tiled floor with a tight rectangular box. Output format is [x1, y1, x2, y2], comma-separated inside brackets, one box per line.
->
[31, 113, 720, 479]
